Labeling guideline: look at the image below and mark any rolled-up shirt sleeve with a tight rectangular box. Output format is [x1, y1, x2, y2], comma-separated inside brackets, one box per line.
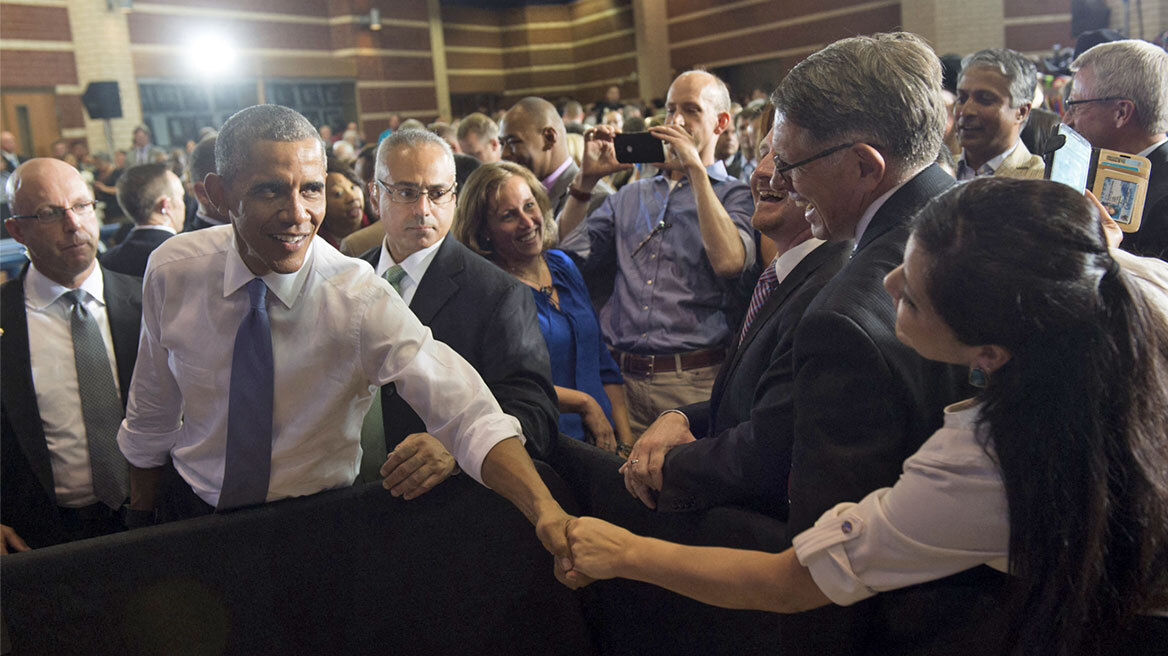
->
[358, 286, 521, 485]
[117, 268, 185, 468]
[791, 420, 1010, 607]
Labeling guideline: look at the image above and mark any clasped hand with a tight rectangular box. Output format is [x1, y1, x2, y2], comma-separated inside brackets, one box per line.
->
[620, 411, 696, 509]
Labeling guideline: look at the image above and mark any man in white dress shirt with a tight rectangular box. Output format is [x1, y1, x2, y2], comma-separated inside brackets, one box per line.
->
[116, 104, 579, 582]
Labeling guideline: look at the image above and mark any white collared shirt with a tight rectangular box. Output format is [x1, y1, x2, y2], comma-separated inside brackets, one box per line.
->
[117, 226, 521, 506]
[374, 236, 445, 306]
[1137, 137, 1168, 158]
[955, 141, 1019, 181]
[852, 181, 909, 252]
[25, 263, 121, 507]
[773, 238, 826, 284]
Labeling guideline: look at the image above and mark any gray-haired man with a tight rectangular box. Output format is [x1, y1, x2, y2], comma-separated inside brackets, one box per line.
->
[954, 48, 1046, 180]
[116, 105, 578, 583]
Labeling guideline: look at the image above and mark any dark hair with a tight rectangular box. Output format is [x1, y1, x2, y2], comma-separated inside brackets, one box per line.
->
[116, 163, 177, 225]
[911, 178, 1168, 655]
[326, 156, 362, 190]
[187, 136, 216, 187]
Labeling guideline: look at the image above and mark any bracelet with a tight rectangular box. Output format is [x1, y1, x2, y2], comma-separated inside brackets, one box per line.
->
[567, 185, 593, 202]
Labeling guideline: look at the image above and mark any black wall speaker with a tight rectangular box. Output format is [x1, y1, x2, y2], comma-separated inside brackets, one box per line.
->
[81, 81, 123, 120]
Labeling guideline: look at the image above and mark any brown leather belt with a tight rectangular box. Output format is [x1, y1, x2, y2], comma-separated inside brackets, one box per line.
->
[612, 347, 726, 377]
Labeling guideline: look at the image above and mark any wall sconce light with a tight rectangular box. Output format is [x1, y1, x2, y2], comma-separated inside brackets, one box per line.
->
[361, 8, 382, 31]
[106, 0, 132, 12]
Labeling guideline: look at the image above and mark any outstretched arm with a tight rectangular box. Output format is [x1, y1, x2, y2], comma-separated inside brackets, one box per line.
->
[565, 516, 831, 613]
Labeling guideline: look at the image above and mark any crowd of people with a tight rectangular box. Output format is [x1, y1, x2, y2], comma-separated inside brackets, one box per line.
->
[2, 27, 1168, 655]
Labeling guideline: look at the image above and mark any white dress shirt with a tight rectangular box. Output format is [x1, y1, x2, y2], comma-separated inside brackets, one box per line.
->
[956, 141, 1019, 180]
[374, 236, 444, 306]
[792, 400, 1009, 607]
[117, 226, 521, 507]
[773, 238, 825, 284]
[25, 263, 122, 507]
[852, 180, 909, 252]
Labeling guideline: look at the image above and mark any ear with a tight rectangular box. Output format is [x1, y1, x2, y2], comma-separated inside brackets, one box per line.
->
[192, 181, 213, 209]
[1113, 99, 1138, 129]
[853, 143, 887, 191]
[713, 111, 731, 136]
[489, 137, 501, 154]
[541, 127, 557, 151]
[368, 180, 381, 220]
[203, 173, 229, 217]
[972, 344, 1011, 374]
[1014, 102, 1031, 125]
[156, 195, 172, 216]
[4, 218, 26, 246]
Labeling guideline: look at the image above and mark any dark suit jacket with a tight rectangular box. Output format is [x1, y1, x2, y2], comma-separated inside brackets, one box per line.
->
[780, 164, 1007, 655]
[1, 266, 143, 548]
[1121, 140, 1168, 260]
[100, 227, 173, 277]
[656, 240, 850, 517]
[359, 238, 558, 460]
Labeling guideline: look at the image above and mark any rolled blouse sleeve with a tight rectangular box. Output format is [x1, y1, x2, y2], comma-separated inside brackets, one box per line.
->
[791, 403, 1010, 606]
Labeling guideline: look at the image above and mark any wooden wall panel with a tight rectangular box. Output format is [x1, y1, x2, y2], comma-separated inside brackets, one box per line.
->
[1003, 0, 1070, 18]
[127, 13, 332, 50]
[669, 0, 883, 44]
[354, 55, 434, 82]
[446, 52, 504, 70]
[575, 33, 636, 62]
[504, 49, 577, 68]
[1005, 22, 1073, 52]
[671, 4, 899, 69]
[359, 86, 438, 112]
[444, 28, 504, 49]
[55, 94, 84, 130]
[0, 4, 71, 41]
[0, 50, 78, 87]
[142, 0, 329, 16]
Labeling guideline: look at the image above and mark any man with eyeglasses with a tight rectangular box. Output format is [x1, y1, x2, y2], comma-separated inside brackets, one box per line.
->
[116, 107, 580, 584]
[356, 129, 557, 487]
[1066, 39, 1168, 259]
[2, 158, 143, 552]
[767, 33, 1001, 654]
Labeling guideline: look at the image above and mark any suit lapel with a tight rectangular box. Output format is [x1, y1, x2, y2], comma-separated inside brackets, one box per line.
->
[100, 267, 141, 405]
[1, 276, 56, 501]
[548, 160, 579, 216]
[408, 238, 462, 324]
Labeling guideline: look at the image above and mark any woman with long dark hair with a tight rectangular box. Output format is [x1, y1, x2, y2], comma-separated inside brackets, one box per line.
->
[563, 178, 1168, 654]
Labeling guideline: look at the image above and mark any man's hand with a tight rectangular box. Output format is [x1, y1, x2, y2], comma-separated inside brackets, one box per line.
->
[380, 433, 458, 500]
[620, 411, 696, 509]
[649, 124, 703, 176]
[579, 125, 634, 187]
[1, 524, 30, 555]
[581, 398, 618, 454]
[534, 503, 593, 589]
[565, 517, 638, 581]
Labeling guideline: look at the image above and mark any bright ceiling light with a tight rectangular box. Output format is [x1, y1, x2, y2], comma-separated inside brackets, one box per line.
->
[186, 33, 237, 78]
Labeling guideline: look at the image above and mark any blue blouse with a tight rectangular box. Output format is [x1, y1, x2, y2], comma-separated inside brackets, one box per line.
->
[533, 250, 624, 441]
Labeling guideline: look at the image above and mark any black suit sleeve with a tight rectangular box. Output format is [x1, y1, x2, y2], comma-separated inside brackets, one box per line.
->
[677, 400, 711, 440]
[785, 307, 909, 536]
[660, 340, 796, 516]
[477, 282, 559, 461]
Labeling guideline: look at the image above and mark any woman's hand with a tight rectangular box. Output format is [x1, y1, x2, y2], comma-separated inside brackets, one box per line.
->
[581, 398, 618, 454]
[565, 517, 639, 581]
[1085, 189, 1123, 249]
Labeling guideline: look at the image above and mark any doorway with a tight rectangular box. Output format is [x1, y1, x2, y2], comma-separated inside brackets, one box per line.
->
[1, 90, 61, 158]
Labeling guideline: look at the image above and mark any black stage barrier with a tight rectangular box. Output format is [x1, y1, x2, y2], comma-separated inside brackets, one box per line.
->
[1, 465, 594, 656]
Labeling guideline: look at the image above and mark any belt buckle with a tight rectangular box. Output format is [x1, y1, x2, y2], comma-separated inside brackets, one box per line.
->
[645, 354, 654, 377]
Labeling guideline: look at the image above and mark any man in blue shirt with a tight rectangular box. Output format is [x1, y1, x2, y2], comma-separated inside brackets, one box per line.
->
[558, 70, 757, 436]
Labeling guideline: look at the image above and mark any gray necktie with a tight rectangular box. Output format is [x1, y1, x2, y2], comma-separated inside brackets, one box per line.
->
[66, 290, 128, 510]
[218, 278, 274, 510]
[384, 265, 406, 294]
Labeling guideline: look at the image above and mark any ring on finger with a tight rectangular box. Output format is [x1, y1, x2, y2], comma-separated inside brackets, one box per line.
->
[628, 458, 640, 465]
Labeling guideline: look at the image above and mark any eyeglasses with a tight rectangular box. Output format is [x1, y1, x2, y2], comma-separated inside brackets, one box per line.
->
[10, 200, 97, 223]
[773, 143, 855, 183]
[375, 179, 457, 205]
[1064, 96, 1127, 113]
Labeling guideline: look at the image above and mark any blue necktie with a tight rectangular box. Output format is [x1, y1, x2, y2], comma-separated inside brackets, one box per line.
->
[219, 278, 274, 510]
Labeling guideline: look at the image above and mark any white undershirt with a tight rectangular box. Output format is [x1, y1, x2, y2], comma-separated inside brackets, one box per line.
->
[24, 263, 121, 507]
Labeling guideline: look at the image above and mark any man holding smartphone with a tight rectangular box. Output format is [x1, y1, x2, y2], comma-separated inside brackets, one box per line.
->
[557, 70, 757, 438]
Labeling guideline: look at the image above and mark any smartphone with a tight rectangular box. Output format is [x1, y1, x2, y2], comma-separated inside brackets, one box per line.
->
[614, 132, 665, 164]
[1044, 124, 1151, 233]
